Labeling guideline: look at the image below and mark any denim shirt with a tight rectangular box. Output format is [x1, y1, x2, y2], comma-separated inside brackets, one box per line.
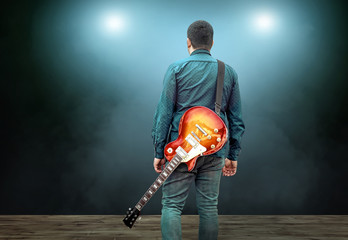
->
[151, 49, 245, 160]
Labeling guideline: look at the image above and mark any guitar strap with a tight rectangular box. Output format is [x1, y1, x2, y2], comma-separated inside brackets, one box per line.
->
[215, 60, 225, 116]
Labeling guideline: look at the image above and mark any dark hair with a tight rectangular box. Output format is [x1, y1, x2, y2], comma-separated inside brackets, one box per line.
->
[187, 20, 214, 50]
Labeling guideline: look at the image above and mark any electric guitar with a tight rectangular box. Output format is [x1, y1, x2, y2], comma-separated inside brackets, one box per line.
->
[123, 106, 228, 228]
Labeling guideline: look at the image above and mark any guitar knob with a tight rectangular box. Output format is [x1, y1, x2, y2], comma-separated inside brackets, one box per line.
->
[214, 129, 218, 133]
[211, 144, 215, 149]
[167, 148, 173, 153]
[128, 208, 132, 210]
[207, 135, 212, 140]
[217, 138, 221, 142]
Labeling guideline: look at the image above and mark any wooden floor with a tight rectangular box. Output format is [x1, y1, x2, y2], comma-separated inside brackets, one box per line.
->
[0, 215, 347, 240]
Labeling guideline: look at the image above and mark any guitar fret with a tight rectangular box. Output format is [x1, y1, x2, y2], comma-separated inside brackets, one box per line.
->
[135, 154, 184, 213]
[173, 156, 181, 164]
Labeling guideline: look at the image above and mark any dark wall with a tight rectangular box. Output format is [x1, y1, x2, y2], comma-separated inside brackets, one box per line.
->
[1, 0, 347, 214]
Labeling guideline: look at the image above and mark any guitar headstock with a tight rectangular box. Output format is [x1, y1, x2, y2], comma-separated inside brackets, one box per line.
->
[123, 207, 140, 228]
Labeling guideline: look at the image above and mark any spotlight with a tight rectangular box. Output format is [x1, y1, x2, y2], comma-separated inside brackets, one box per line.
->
[105, 15, 124, 32]
[254, 13, 275, 32]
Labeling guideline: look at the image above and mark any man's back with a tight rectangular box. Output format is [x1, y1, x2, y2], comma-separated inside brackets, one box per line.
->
[152, 49, 242, 161]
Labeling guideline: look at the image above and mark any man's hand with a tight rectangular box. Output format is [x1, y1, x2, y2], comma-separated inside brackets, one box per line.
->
[153, 158, 166, 173]
[222, 158, 237, 176]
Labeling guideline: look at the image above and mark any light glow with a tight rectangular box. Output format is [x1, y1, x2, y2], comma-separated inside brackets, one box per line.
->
[254, 13, 275, 32]
[105, 15, 124, 32]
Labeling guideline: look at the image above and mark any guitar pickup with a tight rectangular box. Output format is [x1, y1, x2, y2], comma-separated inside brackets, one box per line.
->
[175, 146, 188, 159]
[186, 134, 199, 148]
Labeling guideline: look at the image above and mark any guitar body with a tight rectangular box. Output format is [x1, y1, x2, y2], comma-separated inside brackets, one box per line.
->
[164, 106, 228, 171]
[123, 106, 228, 228]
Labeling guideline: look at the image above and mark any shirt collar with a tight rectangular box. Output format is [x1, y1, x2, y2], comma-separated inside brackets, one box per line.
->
[190, 49, 211, 56]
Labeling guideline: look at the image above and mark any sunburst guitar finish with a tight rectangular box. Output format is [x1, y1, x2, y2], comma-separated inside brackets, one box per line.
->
[164, 106, 228, 171]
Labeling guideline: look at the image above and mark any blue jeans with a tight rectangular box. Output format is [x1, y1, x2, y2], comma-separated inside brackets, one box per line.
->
[161, 155, 224, 240]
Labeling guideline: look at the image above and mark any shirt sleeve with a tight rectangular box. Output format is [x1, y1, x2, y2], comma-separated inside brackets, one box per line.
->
[151, 65, 177, 159]
[226, 68, 245, 160]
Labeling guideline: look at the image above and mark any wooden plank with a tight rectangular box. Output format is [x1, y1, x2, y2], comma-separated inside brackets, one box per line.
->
[0, 215, 347, 239]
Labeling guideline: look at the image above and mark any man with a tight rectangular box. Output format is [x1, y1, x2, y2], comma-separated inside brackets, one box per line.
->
[151, 20, 245, 240]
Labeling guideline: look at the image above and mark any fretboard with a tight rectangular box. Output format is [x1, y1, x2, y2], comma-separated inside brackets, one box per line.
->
[134, 154, 183, 211]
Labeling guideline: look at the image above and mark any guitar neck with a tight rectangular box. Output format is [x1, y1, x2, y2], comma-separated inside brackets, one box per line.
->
[134, 154, 183, 211]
